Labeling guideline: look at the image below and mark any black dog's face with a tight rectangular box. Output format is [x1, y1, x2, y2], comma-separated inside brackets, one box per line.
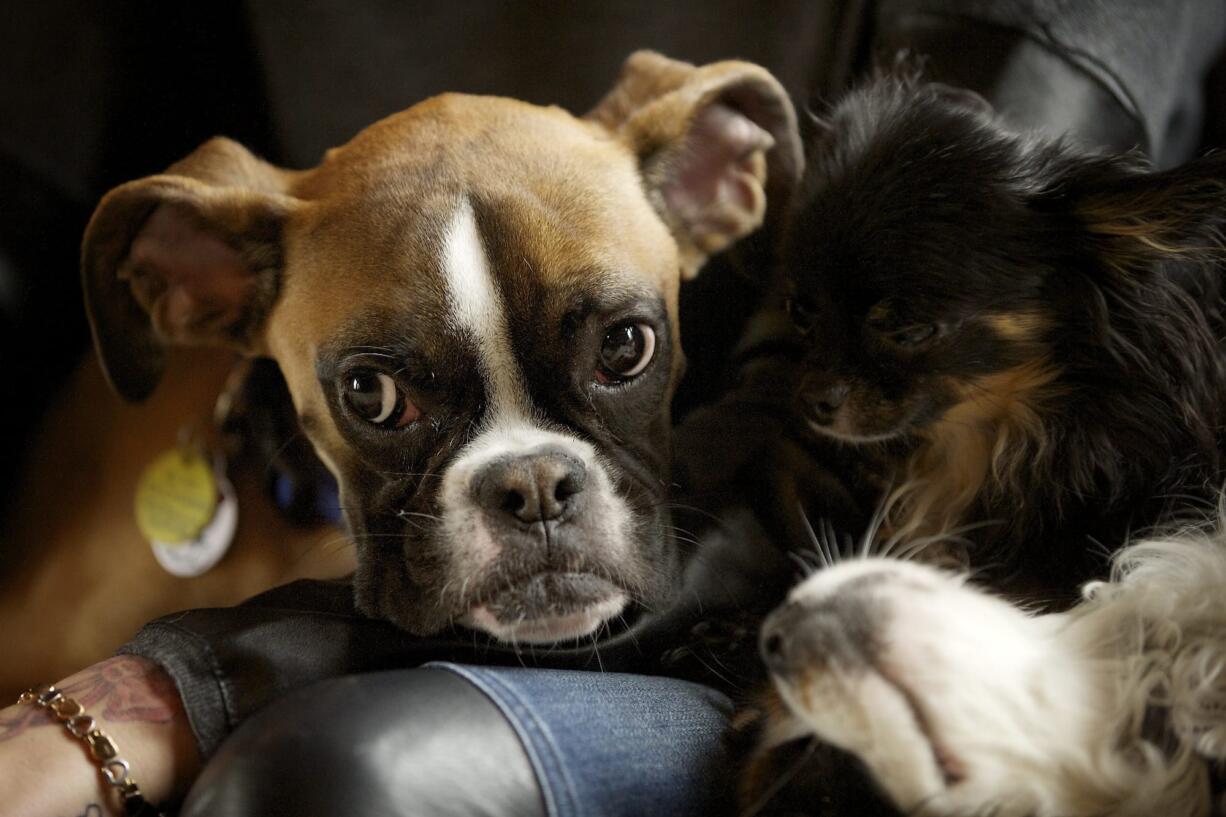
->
[778, 74, 1226, 574]
[783, 81, 1061, 444]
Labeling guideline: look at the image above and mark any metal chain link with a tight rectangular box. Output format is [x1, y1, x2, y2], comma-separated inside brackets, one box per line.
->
[18, 684, 167, 817]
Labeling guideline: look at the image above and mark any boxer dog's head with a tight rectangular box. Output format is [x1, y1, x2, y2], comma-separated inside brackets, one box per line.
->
[81, 52, 801, 643]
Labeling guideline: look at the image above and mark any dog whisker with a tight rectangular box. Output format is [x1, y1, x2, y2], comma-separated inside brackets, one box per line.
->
[260, 430, 310, 477]
[614, 613, 640, 652]
[797, 508, 832, 569]
[374, 470, 445, 480]
[275, 532, 357, 582]
[396, 509, 443, 522]
[788, 550, 820, 576]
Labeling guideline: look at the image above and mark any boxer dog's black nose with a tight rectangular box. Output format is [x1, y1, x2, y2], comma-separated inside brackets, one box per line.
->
[473, 448, 588, 524]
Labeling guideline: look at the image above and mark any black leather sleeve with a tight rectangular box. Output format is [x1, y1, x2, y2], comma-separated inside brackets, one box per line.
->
[118, 579, 658, 759]
[871, 0, 1226, 166]
[116, 564, 789, 761]
[178, 669, 546, 817]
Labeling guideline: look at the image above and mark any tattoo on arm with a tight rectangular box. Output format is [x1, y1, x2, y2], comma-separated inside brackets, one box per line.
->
[0, 656, 179, 742]
[0, 701, 54, 741]
[75, 656, 180, 723]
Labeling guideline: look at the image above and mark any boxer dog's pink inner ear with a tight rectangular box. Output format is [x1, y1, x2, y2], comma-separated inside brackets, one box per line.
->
[126, 203, 258, 343]
[661, 103, 774, 255]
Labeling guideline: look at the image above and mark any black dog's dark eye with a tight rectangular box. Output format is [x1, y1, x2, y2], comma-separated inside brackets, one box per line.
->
[596, 322, 655, 384]
[343, 371, 421, 428]
[889, 324, 939, 347]
[786, 296, 816, 335]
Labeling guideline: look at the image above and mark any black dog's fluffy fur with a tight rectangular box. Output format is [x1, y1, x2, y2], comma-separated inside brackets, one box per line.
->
[783, 72, 1226, 602]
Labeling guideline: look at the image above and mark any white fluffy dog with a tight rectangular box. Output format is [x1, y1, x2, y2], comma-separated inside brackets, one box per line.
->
[754, 519, 1226, 817]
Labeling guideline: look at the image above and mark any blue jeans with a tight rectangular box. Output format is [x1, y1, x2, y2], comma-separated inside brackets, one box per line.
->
[180, 665, 736, 817]
[432, 664, 735, 817]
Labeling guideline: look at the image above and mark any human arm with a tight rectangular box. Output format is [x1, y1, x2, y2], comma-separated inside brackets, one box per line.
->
[0, 655, 199, 817]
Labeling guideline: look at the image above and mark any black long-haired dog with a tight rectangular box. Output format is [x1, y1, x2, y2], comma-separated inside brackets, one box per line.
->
[736, 72, 1226, 816]
[784, 73, 1226, 600]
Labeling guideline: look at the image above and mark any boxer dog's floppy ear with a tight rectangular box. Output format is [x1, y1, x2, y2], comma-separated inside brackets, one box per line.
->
[82, 137, 301, 401]
[587, 50, 803, 279]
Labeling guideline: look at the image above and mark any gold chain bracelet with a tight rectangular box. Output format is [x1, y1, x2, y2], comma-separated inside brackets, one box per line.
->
[18, 684, 165, 817]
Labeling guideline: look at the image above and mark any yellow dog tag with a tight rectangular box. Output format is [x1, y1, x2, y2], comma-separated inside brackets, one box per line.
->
[135, 448, 219, 545]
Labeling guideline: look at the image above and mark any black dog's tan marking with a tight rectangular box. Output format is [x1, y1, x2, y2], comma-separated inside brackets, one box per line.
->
[891, 358, 1062, 545]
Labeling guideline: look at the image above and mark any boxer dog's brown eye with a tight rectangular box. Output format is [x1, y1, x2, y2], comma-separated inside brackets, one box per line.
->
[343, 371, 421, 428]
[596, 322, 655, 384]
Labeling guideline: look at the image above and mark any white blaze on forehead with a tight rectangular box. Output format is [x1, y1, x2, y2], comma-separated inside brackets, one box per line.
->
[432, 203, 640, 645]
[441, 198, 530, 422]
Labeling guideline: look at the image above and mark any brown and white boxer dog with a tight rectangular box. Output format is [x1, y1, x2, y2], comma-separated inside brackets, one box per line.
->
[79, 51, 802, 644]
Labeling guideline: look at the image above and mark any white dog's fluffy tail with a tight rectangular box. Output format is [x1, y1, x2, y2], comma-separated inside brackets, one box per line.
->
[1070, 516, 1226, 815]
